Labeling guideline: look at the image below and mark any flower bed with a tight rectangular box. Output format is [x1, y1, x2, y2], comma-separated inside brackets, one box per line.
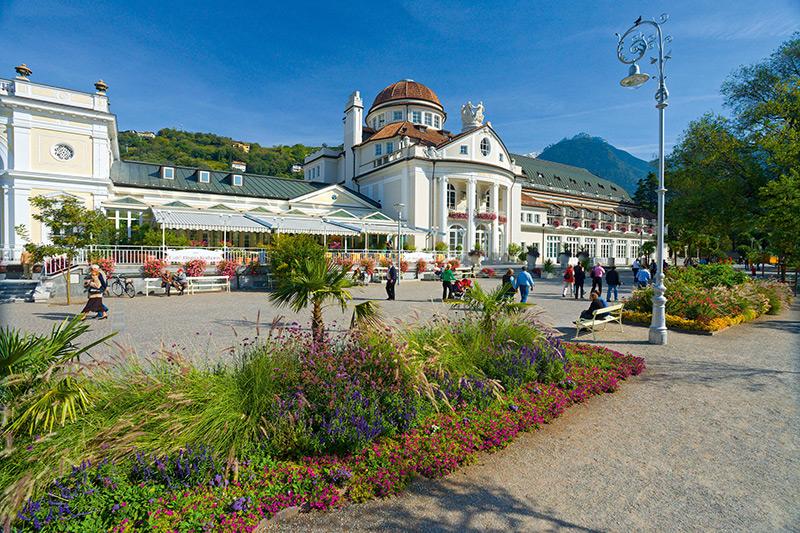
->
[623, 264, 792, 332]
[11, 341, 644, 532]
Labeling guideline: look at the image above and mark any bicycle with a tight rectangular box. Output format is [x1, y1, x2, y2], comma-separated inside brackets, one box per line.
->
[109, 274, 136, 298]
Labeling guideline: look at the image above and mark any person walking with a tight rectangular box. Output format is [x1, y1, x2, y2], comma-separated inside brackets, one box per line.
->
[441, 263, 456, 301]
[561, 265, 575, 297]
[515, 265, 535, 304]
[590, 263, 605, 295]
[636, 266, 651, 288]
[90, 264, 109, 316]
[81, 270, 107, 320]
[20, 249, 34, 279]
[501, 268, 516, 299]
[385, 260, 398, 300]
[631, 258, 641, 283]
[605, 265, 622, 302]
[649, 260, 657, 279]
[574, 263, 586, 299]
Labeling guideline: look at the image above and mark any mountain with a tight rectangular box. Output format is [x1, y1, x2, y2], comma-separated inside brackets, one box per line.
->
[537, 133, 654, 194]
[118, 128, 319, 179]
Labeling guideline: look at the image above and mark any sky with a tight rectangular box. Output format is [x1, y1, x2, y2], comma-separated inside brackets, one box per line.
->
[1, 0, 798, 160]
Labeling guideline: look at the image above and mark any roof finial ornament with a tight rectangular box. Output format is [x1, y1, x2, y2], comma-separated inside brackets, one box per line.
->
[460, 101, 484, 132]
[14, 63, 32, 79]
[94, 79, 108, 93]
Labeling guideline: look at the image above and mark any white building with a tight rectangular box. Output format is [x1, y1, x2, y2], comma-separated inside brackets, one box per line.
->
[304, 79, 655, 263]
[0, 69, 654, 266]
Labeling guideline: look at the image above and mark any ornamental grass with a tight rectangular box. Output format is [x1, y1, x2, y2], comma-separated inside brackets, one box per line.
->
[3, 314, 645, 531]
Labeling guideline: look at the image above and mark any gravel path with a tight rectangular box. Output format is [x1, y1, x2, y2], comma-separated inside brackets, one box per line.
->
[2, 278, 798, 531]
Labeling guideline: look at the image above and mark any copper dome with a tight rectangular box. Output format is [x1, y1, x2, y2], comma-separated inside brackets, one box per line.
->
[370, 79, 442, 110]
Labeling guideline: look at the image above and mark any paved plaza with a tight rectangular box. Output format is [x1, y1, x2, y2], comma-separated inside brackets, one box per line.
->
[1, 277, 798, 531]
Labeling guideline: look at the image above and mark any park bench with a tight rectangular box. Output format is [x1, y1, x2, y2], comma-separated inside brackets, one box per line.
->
[143, 277, 162, 296]
[187, 275, 230, 294]
[573, 303, 624, 341]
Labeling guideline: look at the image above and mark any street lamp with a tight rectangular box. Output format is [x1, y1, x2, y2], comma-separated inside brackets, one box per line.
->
[615, 13, 671, 345]
[393, 202, 405, 279]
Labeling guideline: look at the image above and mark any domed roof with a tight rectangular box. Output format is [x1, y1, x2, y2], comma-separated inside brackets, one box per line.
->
[370, 79, 442, 110]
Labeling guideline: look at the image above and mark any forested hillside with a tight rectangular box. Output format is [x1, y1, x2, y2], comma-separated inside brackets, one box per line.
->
[118, 128, 322, 178]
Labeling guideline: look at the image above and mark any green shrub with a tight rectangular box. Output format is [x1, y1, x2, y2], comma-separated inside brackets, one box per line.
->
[266, 234, 324, 279]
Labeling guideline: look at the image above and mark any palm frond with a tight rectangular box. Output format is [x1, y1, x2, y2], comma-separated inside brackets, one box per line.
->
[350, 301, 384, 330]
[8, 375, 93, 435]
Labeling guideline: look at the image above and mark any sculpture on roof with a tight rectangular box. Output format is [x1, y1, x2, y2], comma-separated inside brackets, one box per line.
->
[460, 101, 485, 132]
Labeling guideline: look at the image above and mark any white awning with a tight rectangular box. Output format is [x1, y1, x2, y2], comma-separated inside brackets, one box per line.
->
[248, 216, 361, 236]
[153, 209, 272, 232]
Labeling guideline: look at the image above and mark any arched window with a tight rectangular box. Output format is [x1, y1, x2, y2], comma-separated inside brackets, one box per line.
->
[448, 225, 465, 251]
[480, 137, 491, 156]
[447, 183, 456, 209]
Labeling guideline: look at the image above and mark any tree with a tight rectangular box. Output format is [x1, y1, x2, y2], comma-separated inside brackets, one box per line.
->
[21, 196, 112, 305]
[640, 241, 656, 260]
[266, 234, 324, 280]
[758, 169, 800, 281]
[632, 172, 657, 213]
[269, 256, 353, 342]
[462, 282, 524, 329]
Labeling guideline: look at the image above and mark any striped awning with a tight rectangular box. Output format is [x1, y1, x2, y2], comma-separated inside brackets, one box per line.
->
[152, 209, 272, 232]
[248, 216, 361, 236]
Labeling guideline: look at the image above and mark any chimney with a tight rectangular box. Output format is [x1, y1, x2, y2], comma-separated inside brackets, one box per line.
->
[343, 90, 363, 185]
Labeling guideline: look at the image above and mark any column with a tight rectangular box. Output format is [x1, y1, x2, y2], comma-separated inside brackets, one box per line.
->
[1, 185, 9, 259]
[114, 209, 120, 231]
[466, 177, 476, 251]
[505, 185, 513, 251]
[127, 210, 133, 239]
[439, 175, 448, 244]
[491, 182, 500, 257]
[12, 186, 31, 252]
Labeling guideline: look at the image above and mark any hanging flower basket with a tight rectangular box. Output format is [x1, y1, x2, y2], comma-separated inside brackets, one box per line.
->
[571, 221, 579, 228]
[605, 224, 613, 231]
[647, 228, 654, 235]
[590, 223, 597, 230]
[448, 211, 469, 220]
[475, 212, 497, 221]
[619, 225, 627, 232]
[552, 219, 561, 227]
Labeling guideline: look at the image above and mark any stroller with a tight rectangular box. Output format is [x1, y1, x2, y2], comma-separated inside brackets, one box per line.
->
[450, 278, 473, 300]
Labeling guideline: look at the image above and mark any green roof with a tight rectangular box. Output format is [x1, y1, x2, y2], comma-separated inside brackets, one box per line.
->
[162, 200, 192, 208]
[511, 154, 631, 202]
[107, 196, 147, 205]
[110, 160, 351, 202]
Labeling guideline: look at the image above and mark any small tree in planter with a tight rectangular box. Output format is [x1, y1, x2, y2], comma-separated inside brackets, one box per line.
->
[507, 243, 522, 262]
[526, 244, 540, 270]
[359, 257, 376, 276]
[434, 241, 448, 252]
[468, 243, 485, 267]
[542, 259, 556, 278]
[399, 260, 409, 273]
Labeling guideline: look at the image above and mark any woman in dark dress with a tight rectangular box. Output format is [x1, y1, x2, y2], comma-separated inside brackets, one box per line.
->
[81, 271, 107, 319]
[574, 264, 586, 299]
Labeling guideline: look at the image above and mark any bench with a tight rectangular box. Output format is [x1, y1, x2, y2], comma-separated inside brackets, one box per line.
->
[187, 275, 230, 294]
[144, 277, 162, 296]
[573, 303, 624, 341]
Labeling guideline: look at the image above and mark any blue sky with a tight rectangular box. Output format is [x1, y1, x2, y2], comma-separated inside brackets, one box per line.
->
[1, 0, 797, 160]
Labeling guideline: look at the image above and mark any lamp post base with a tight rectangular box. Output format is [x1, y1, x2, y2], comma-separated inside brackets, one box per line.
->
[648, 326, 668, 345]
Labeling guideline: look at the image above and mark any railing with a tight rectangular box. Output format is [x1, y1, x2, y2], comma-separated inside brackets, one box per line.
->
[0, 79, 11, 95]
[57, 245, 268, 266]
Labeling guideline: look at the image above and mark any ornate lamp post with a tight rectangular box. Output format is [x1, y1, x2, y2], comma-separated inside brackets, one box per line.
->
[615, 14, 672, 345]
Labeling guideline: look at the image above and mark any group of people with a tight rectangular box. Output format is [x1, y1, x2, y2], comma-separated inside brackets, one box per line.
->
[160, 268, 189, 296]
[560, 262, 623, 302]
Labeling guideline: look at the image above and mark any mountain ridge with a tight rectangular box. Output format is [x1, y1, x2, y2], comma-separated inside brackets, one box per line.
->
[536, 133, 654, 193]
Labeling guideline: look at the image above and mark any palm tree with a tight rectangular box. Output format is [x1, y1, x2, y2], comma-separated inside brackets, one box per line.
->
[462, 282, 525, 328]
[270, 256, 353, 342]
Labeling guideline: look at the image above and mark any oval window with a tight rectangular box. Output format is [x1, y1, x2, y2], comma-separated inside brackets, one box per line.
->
[480, 138, 491, 156]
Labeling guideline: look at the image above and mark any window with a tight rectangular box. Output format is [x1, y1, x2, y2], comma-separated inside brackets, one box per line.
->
[232, 174, 243, 186]
[434, 115, 441, 128]
[534, 214, 541, 224]
[521, 213, 526, 222]
[198, 170, 210, 183]
[616, 241, 627, 258]
[601, 238, 613, 258]
[565, 236, 580, 255]
[447, 183, 456, 209]
[375, 144, 382, 156]
[378, 114, 386, 128]
[386, 141, 394, 153]
[546, 236, 561, 259]
[483, 191, 490, 210]
[424, 112, 432, 126]
[499, 153, 504, 162]
[448, 225, 465, 250]
[372, 118, 378, 129]
[480, 138, 491, 156]
[460, 145, 468, 155]
[51, 143, 74, 161]
[162, 166, 174, 179]
[411, 111, 422, 123]
[630, 243, 640, 259]
[584, 239, 597, 257]
[526, 213, 533, 223]
[393, 110, 403, 121]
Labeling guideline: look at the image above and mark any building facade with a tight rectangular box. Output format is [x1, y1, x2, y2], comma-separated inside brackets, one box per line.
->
[1, 68, 654, 265]
[304, 79, 655, 263]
